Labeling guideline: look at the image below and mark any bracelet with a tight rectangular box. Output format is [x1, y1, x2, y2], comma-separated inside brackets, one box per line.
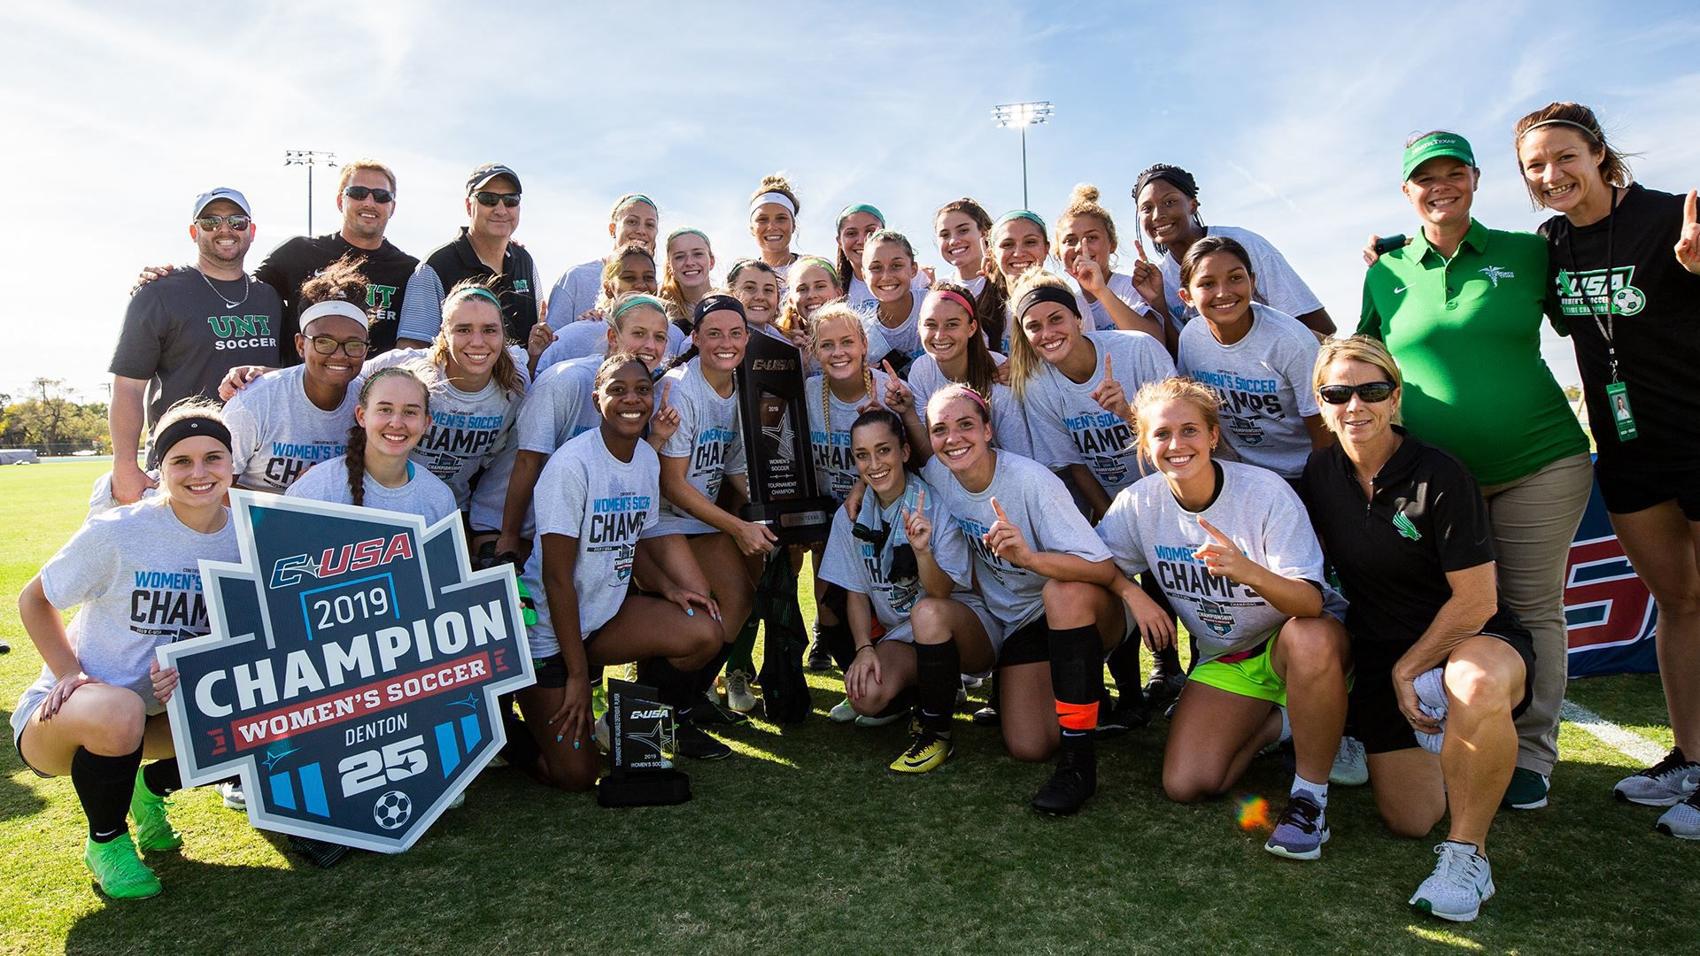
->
[854, 644, 875, 655]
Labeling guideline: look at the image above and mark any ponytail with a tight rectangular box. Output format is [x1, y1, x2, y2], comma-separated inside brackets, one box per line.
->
[343, 424, 367, 507]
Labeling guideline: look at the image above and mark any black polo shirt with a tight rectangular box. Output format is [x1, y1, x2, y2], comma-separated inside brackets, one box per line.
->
[396, 227, 541, 345]
[1299, 427, 1523, 650]
[254, 232, 418, 363]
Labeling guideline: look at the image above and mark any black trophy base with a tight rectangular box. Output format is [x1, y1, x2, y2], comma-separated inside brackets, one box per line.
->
[596, 769, 693, 808]
[742, 497, 835, 546]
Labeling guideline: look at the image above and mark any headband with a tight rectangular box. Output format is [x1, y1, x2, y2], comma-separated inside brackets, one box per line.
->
[153, 417, 232, 461]
[614, 192, 657, 213]
[931, 384, 991, 416]
[667, 226, 711, 246]
[1015, 284, 1080, 319]
[796, 255, 840, 282]
[692, 293, 746, 327]
[750, 191, 797, 216]
[1132, 165, 1198, 201]
[611, 294, 668, 320]
[449, 287, 501, 308]
[927, 287, 977, 316]
[299, 299, 369, 329]
[995, 210, 1047, 233]
[836, 203, 885, 227]
[1517, 118, 1602, 143]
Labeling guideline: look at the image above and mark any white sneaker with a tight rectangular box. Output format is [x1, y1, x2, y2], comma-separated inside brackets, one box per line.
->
[1414, 667, 1447, 754]
[1656, 790, 1700, 840]
[1330, 736, 1369, 787]
[1615, 747, 1700, 807]
[1409, 841, 1495, 922]
[829, 698, 857, 723]
[724, 669, 757, 714]
[218, 781, 246, 810]
[854, 709, 908, 728]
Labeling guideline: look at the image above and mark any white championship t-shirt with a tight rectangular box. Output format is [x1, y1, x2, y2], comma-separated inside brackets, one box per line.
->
[817, 473, 972, 642]
[905, 354, 1034, 460]
[1176, 303, 1321, 479]
[223, 365, 358, 491]
[654, 359, 746, 535]
[286, 457, 458, 525]
[1023, 329, 1175, 496]
[805, 368, 893, 502]
[363, 348, 525, 508]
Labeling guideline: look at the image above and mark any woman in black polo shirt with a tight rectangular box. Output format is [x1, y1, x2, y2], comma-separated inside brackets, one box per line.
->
[1300, 336, 1534, 923]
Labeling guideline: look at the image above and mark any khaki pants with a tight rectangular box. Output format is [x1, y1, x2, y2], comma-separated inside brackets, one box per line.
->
[1480, 453, 1594, 776]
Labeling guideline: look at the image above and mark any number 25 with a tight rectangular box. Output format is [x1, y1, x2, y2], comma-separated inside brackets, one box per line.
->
[338, 735, 428, 797]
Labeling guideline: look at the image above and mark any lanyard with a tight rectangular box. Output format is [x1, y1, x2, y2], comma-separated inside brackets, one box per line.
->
[1564, 185, 1619, 381]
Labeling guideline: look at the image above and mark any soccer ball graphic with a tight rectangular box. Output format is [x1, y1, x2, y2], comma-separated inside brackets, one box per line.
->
[1611, 285, 1646, 316]
[373, 790, 413, 830]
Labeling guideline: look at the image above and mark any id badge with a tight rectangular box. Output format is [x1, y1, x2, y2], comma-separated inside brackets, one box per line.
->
[1606, 380, 1639, 441]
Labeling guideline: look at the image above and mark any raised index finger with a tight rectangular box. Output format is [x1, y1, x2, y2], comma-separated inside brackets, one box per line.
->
[1685, 189, 1698, 228]
[660, 381, 672, 408]
[882, 359, 899, 380]
[1135, 233, 1150, 263]
[1103, 354, 1115, 382]
[990, 496, 1010, 524]
[1197, 516, 1233, 546]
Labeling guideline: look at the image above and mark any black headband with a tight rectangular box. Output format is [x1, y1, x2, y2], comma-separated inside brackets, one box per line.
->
[1133, 164, 1198, 201]
[1016, 284, 1080, 320]
[151, 417, 232, 466]
[692, 293, 746, 328]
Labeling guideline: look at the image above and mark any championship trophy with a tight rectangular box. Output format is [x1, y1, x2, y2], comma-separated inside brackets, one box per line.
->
[735, 329, 835, 545]
[595, 678, 691, 807]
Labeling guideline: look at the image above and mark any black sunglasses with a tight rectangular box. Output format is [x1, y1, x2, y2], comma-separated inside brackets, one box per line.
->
[194, 214, 251, 231]
[343, 185, 394, 204]
[1318, 381, 1397, 405]
[473, 191, 521, 208]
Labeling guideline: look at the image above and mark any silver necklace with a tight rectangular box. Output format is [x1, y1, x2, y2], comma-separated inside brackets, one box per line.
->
[198, 267, 251, 310]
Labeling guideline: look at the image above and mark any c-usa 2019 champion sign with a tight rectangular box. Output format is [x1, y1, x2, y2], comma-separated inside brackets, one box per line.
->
[159, 491, 534, 852]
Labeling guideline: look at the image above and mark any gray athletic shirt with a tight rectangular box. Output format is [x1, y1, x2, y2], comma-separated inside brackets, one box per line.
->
[817, 473, 972, 631]
[905, 354, 1034, 460]
[521, 429, 660, 659]
[920, 453, 1110, 630]
[859, 293, 925, 363]
[1097, 461, 1332, 663]
[1176, 303, 1321, 479]
[13, 501, 237, 733]
[515, 356, 601, 455]
[1024, 329, 1175, 495]
[805, 369, 894, 502]
[655, 359, 746, 535]
[362, 348, 524, 508]
[109, 268, 283, 433]
[285, 457, 458, 525]
[544, 259, 605, 332]
[534, 319, 688, 375]
[223, 364, 358, 491]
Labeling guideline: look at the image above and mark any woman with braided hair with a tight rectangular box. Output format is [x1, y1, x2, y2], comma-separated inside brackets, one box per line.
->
[285, 365, 455, 524]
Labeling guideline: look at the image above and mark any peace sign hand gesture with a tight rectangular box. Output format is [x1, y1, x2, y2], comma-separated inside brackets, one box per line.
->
[983, 497, 1032, 568]
[881, 360, 915, 417]
[903, 487, 932, 554]
[1089, 354, 1132, 422]
[1676, 190, 1700, 274]
[1192, 517, 1260, 585]
[647, 380, 680, 446]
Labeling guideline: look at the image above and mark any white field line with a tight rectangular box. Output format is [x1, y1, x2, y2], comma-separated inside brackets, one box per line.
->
[1561, 699, 1667, 766]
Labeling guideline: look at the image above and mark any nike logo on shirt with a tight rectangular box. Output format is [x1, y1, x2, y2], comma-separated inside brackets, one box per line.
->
[1393, 286, 1407, 294]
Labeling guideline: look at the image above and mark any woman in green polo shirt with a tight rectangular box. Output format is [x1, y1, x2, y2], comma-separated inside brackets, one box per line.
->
[1359, 131, 1593, 812]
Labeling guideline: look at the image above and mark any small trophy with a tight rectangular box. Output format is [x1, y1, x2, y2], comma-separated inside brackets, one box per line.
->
[736, 330, 834, 545]
[596, 679, 692, 807]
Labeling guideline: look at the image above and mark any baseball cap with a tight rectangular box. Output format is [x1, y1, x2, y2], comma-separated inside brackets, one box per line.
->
[466, 163, 521, 195]
[1401, 132, 1476, 180]
[191, 187, 252, 220]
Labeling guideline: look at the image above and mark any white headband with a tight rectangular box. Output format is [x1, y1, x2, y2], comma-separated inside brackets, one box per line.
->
[750, 191, 797, 217]
[300, 299, 369, 329]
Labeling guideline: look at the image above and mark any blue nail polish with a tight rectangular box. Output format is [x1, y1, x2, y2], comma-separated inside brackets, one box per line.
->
[572, 739, 581, 750]
[686, 608, 695, 616]
[555, 734, 563, 742]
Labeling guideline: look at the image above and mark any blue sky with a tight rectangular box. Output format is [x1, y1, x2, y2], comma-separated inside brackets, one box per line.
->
[3, 0, 1698, 401]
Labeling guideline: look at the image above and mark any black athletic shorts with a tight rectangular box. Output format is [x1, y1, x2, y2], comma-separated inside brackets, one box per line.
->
[998, 617, 1050, 668]
[1595, 457, 1700, 520]
[533, 637, 604, 689]
[1349, 628, 1535, 756]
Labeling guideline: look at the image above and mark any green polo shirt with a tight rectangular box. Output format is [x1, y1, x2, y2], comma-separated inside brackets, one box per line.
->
[1358, 220, 1587, 485]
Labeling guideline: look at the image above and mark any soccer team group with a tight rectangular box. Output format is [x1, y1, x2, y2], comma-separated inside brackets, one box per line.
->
[10, 99, 1699, 920]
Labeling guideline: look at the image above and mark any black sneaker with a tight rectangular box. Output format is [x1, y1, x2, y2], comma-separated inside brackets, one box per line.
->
[681, 698, 749, 727]
[1031, 748, 1097, 816]
[806, 640, 834, 672]
[1142, 673, 1187, 714]
[1096, 694, 1149, 737]
[673, 722, 732, 761]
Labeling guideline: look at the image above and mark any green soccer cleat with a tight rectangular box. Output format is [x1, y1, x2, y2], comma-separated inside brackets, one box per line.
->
[130, 770, 182, 852]
[84, 834, 162, 900]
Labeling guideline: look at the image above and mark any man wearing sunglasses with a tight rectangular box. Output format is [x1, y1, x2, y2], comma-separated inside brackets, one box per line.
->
[255, 159, 419, 362]
[395, 163, 542, 348]
[106, 187, 284, 505]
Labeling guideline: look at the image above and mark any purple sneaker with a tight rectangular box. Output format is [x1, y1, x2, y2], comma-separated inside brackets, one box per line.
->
[1264, 794, 1329, 860]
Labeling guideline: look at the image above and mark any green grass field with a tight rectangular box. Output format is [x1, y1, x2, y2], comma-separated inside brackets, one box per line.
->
[0, 462, 1692, 955]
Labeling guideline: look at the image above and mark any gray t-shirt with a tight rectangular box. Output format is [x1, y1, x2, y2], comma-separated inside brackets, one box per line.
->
[545, 258, 606, 332]
[655, 359, 746, 535]
[363, 348, 525, 508]
[1024, 329, 1176, 495]
[109, 268, 283, 433]
[1070, 271, 1156, 331]
[1177, 303, 1321, 479]
[286, 457, 458, 525]
[817, 473, 972, 639]
[906, 354, 1034, 460]
[515, 356, 601, 455]
[920, 452, 1110, 630]
[1097, 461, 1333, 663]
[1159, 225, 1324, 324]
[859, 294, 926, 364]
[223, 364, 358, 491]
[13, 501, 237, 735]
[534, 318, 688, 375]
[521, 428, 660, 659]
[805, 368, 894, 502]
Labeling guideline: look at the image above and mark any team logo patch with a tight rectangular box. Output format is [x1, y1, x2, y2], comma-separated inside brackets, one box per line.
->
[1392, 511, 1422, 542]
[1196, 600, 1234, 637]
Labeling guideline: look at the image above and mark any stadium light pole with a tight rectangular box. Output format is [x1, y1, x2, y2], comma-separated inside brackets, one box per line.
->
[991, 101, 1054, 209]
[284, 149, 338, 235]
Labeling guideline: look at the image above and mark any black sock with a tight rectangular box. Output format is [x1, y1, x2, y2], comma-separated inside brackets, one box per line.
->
[1154, 644, 1183, 681]
[637, 657, 700, 711]
[72, 745, 143, 843]
[141, 758, 180, 797]
[1048, 624, 1103, 754]
[691, 642, 736, 699]
[818, 617, 855, 670]
[914, 641, 960, 734]
[1106, 637, 1143, 702]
